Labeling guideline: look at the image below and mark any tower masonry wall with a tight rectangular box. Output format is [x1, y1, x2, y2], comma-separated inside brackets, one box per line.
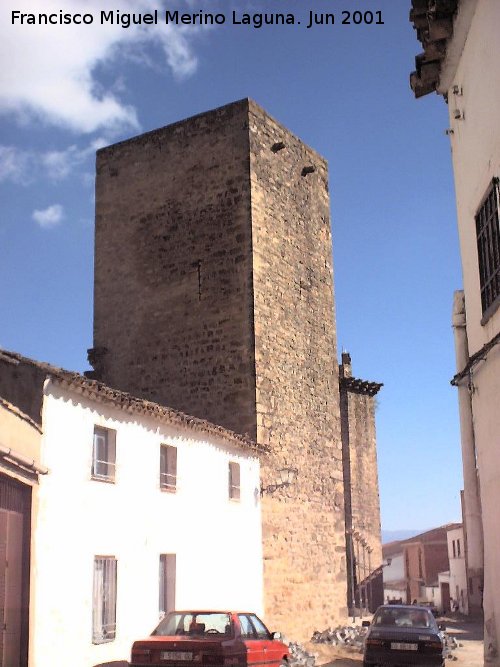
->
[247, 101, 346, 637]
[339, 354, 382, 596]
[341, 388, 382, 565]
[92, 100, 257, 438]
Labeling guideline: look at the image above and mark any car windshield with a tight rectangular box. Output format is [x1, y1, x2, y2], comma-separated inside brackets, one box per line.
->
[373, 608, 433, 629]
[153, 612, 233, 638]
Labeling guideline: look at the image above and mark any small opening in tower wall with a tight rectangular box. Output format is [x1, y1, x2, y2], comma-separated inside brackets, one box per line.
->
[197, 260, 202, 301]
[301, 165, 316, 177]
[271, 142, 286, 153]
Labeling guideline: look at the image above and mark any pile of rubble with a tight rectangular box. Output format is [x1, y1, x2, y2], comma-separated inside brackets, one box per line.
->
[310, 624, 367, 652]
[308, 623, 462, 660]
[287, 642, 317, 667]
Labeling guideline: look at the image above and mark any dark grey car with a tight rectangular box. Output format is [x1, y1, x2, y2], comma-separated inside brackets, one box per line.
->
[363, 604, 444, 666]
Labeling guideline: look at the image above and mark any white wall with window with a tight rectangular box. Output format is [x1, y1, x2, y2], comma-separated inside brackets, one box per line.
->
[447, 526, 468, 615]
[29, 377, 264, 667]
[440, 0, 499, 655]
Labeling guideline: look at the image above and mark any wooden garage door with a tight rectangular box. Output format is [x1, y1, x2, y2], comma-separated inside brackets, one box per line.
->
[0, 509, 23, 667]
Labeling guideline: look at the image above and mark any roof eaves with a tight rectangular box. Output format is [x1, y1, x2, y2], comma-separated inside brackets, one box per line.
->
[0, 349, 267, 455]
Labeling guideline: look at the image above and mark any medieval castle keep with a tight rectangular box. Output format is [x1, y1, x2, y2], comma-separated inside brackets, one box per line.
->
[88, 99, 382, 638]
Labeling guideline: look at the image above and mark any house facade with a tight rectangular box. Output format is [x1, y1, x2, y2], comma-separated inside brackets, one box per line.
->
[447, 525, 468, 614]
[0, 397, 44, 667]
[410, 0, 499, 660]
[0, 349, 264, 667]
[382, 542, 406, 604]
[383, 525, 460, 608]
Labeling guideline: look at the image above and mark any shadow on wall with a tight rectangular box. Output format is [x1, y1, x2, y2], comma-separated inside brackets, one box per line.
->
[93, 662, 129, 667]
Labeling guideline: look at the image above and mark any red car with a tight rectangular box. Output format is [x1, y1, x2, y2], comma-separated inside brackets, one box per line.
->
[130, 610, 289, 667]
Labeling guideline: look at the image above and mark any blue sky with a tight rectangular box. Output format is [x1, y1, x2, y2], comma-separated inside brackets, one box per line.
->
[0, 0, 463, 532]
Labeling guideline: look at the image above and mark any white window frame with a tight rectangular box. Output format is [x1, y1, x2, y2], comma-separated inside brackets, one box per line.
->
[92, 426, 116, 483]
[92, 556, 117, 643]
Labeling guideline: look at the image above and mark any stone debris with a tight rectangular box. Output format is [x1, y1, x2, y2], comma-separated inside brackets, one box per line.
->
[311, 625, 368, 652]
[442, 631, 460, 660]
[309, 624, 463, 659]
[285, 641, 317, 667]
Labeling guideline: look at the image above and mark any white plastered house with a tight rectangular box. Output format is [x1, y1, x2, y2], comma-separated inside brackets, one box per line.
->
[0, 348, 265, 667]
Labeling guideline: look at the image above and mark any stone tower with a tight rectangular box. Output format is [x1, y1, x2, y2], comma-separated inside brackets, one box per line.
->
[90, 99, 347, 638]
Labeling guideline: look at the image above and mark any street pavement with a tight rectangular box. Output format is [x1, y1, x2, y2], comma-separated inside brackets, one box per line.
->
[445, 614, 484, 667]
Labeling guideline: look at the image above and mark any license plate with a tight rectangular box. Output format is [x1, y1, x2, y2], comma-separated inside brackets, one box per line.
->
[391, 642, 418, 651]
[161, 651, 193, 660]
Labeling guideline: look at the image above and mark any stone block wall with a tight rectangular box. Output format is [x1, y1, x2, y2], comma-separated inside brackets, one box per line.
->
[339, 353, 382, 609]
[92, 100, 257, 438]
[248, 102, 346, 637]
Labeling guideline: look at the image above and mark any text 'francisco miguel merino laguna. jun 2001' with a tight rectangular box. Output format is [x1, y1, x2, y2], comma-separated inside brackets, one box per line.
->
[11, 8, 385, 29]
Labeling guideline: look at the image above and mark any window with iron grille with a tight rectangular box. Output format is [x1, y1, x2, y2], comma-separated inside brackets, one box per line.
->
[476, 178, 500, 317]
[92, 556, 117, 643]
[92, 426, 116, 482]
[228, 461, 240, 501]
[159, 554, 176, 616]
[160, 445, 177, 492]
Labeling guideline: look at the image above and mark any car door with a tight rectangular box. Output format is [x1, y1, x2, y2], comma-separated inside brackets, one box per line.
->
[248, 614, 283, 667]
[238, 614, 266, 667]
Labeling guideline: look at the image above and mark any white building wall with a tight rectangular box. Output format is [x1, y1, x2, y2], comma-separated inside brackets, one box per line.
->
[444, 0, 500, 659]
[382, 553, 404, 583]
[382, 552, 405, 602]
[447, 527, 468, 614]
[30, 382, 263, 667]
[423, 585, 442, 612]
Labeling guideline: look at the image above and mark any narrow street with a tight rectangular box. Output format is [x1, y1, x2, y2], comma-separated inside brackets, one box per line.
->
[445, 615, 484, 667]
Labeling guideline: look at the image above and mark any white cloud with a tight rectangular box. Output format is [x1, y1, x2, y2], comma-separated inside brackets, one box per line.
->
[0, 146, 32, 184]
[0, 1, 201, 134]
[32, 204, 65, 229]
[0, 142, 99, 184]
[41, 146, 83, 180]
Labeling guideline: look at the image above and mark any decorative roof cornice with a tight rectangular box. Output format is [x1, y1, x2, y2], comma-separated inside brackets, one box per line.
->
[339, 376, 383, 397]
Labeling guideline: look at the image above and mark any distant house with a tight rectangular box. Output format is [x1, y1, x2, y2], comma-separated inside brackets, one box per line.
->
[382, 525, 461, 609]
[447, 524, 468, 614]
[0, 349, 264, 667]
[381, 540, 406, 604]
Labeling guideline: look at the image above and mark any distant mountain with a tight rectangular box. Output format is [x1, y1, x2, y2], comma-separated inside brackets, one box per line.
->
[382, 529, 428, 544]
